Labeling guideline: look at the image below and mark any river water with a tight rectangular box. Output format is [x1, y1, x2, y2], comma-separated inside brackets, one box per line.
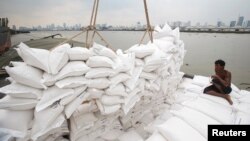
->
[10, 31, 250, 89]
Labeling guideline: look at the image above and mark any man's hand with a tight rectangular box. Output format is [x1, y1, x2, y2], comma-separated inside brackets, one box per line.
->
[211, 75, 220, 79]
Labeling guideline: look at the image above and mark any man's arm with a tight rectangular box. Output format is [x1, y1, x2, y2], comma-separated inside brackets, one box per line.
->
[213, 72, 231, 87]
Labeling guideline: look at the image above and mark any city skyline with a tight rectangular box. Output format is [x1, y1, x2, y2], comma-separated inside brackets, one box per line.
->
[16, 15, 250, 31]
[1, 0, 250, 29]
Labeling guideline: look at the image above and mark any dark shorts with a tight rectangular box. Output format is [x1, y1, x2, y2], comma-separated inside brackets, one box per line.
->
[203, 85, 232, 94]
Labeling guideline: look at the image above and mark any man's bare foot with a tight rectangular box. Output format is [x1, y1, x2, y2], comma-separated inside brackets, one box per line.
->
[224, 95, 233, 105]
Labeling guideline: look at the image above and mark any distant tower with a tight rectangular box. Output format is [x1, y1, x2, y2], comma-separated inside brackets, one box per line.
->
[12, 25, 16, 30]
[237, 16, 244, 26]
[247, 20, 250, 27]
[230, 21, 236, 27]
[217, 21, 222, 27]
[63, 23, 66, 29]
[187, 21, 191, 26]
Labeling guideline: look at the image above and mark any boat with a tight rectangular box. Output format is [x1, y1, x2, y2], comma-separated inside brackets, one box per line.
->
[0, 18, 11, 55]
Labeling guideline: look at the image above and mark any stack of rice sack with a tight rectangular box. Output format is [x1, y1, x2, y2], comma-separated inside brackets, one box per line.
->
[0, 24, 186, 141]
[144, 75, 250, 141]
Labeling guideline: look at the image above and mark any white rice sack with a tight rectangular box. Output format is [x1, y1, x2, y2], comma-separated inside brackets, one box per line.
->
[137, 78, 146, 92]
[126, 44, 155, 59]
[140, 71, 158, 80]
[192, 75, 210, 87]
[91, 42, 117, 60]
[153, 24, 173, 39]
[55, 76, 88, 88]
[109, 73, 131, 88]
[60, 86, 87, 106]
[33, 114, 65, 141]
[0, 82, 42, 99]
[64, 93, 89, 119]
[154, 25, 162, 32]
[88, 78, 110, 89]
[238, 93, 250, 104]
[231, 83, 240, 93]
[239, 90, 250, 96]
[183, 98, 235, 124]
[124, 88, 141, 105]
[86, 56, 114, 68]
[5, 77, 15, 83]
[118, 130, 144, 141]
[153, 39, 176, 53]
[114, 49, 135, 74]
[143, 46, 171, 72]
[185, 83, 204, 94]
[0, 96, 37, 110]
[67, 47, 92, 61]
[148, 79, 161, 92]
[31, 103, 64, 140]
[72, 112, 98, 130]
[41, 72, 57, 87]
[200, 94, 239, 107]
[36, 86, 74, 112]
[100, 129, 124, 141]
[86, 88, 104, 100]
[56, 61, 90, 80]
[235, 112, 250, 124]
[230, 91, 242, 99]
[122, 93, 140, 115]
[122, 88, 141, 114]
[124, 66, 143, 91]
[157, 117, 206, 141]
[178, 78, 193, 89]
[10, 61, 26, 67]
[49, 44, 70, 74]
[0, 109, 33, 138]
[96, 100, 121, 115]
[101, 95, 124, 106]
[135, 58, 145, 67]
[5, 65, 46, 89]
[73, 101, 98, 117]
[171, 107, 221, 138]
[106, 83, 128, 97]
[145, 131, 166, 141]
[236, 103, 250, 114]
[85, 68, 116, 79]
[17, 42, 50, 73]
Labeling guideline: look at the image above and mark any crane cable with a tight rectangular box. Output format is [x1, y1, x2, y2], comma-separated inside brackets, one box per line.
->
[56, 0, 153, 50]
[139, 0, 153, 45]
[86, 0, 114, 50]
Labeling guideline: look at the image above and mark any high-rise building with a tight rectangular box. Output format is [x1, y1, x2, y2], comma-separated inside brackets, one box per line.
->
[230, 21, 236, 27]
[237, 16, 244, 26]
[247, 20, 250, 27]
[63, 23, 66, 29]
[217, 21, 222, 27]
[12, 25, 16, 30]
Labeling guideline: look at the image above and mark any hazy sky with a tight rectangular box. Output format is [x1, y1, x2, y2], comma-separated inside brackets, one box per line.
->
[0, 0, 250, 28]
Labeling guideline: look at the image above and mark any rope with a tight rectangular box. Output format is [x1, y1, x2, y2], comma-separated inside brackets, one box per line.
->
[90, 0, 97, 26]
[55, 27, 88, 48]
[139, 0, 153, 45]
[84, 0, 113, 50]
[55, 0, 153, 51]
[93, 0, 100, 26]
[96, 31, 114, 51]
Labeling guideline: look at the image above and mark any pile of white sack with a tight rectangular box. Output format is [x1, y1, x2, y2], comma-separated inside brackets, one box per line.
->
[0, 24, 186, 141]
[143, 75, 250, 141]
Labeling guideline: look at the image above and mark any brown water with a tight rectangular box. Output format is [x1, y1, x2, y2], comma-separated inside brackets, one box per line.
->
[10, 31, 250, 89]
